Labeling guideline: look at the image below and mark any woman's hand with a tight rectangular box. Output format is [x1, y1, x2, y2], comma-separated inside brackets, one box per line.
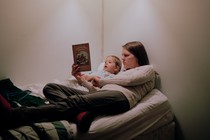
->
[71, 63, 81, 76]
[71, 64, 83, 83]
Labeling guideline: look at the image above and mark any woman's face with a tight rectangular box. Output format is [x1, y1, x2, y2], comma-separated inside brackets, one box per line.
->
[122, 48, 140, 70]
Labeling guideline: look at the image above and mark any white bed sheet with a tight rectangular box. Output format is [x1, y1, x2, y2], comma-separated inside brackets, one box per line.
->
[20, 79, 174, 140]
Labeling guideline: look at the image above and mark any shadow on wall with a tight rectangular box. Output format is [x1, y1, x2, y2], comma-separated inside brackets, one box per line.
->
[155, 73, 184, 140]
[174, 116, 185, 140]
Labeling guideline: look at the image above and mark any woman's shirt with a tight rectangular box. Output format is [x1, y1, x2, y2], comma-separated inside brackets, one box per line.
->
[98, 65, 156, 108]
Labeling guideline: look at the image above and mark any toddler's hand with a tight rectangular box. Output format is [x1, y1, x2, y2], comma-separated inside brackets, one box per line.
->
[92, 76, 101, 87]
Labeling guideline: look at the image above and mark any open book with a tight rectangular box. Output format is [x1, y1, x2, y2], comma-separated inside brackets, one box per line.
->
[72, 43, 91, 71]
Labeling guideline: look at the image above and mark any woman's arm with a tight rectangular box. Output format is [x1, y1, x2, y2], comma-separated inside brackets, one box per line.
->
[81, 80, 100, 92]
[98, 65, 155, 87]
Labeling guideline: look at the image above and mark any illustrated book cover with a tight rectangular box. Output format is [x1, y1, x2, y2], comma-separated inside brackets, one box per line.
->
[72, 43, 91, 71]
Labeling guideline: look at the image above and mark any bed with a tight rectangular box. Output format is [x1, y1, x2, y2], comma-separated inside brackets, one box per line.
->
[0, 76, 175, 140]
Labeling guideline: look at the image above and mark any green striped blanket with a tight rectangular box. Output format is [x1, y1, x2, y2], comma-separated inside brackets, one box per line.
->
[3, 120, 74, 140]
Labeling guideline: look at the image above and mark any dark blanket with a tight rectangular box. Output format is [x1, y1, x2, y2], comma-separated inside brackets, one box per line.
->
[0, 79, 74, 140]
[0, 78, 45, 108]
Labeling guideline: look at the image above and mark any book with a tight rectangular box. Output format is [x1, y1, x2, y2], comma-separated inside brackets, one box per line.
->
[72, 43, 91, 71]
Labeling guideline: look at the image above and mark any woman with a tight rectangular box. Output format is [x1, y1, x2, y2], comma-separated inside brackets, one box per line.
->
[0, 41, 156, 132]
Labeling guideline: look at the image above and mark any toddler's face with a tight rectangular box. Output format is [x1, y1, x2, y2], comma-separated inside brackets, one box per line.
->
[103, 56, 119, 74]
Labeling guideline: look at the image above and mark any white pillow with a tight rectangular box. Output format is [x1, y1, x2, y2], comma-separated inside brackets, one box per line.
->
[97, 62, 105, 70]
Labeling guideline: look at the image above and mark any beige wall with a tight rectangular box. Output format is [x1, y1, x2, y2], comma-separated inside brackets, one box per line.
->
[0, 0, 103, 85]
[104, 0, 210, 140]
[1, 0, 210, 140]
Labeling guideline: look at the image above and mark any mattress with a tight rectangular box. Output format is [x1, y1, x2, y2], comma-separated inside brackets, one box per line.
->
[73, 89, 174, 140]
[8, 79, 174, 140]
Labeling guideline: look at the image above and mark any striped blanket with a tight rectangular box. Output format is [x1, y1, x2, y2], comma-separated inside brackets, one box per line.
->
[1, 120, 74, 140]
